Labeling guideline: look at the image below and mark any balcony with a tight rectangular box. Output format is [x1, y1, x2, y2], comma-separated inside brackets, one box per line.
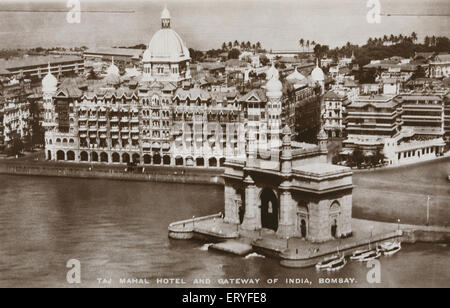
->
[110, 117, 119, 122]
[121, 127, 130, 133]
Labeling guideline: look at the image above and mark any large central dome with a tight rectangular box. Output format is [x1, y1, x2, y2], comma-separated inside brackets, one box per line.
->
[145, 6, 190, 63]
[148, 29, 189, 61]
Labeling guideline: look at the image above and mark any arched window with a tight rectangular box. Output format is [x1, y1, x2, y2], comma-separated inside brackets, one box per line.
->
[196, 157, 205, 167]
[112, 153, 120, 163]
[67, 151, 75, 161]
[175, 157, 183, 166]
[163, 155, 171, 165]
[80, 151, 89, 162]
[57, 150, 65, 161]
[122, 153, 130, 163]
[91, 152, 99, 162]
[208, 157, 217, 168]
[132, 153, 140, 164]
[100, 152, 108, 163]
[143, 155, 151, 165]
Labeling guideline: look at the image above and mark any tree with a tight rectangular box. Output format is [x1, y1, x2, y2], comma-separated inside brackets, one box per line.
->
[299, 38, 305, 52]
[306, 40, 310, 51]
[228, 48, 241, 59]
[411, 32, 418, 43]
[424, 36, 431, 47]
[222, 42, 227, 51]
[260, 54, 270, 66]
[256, 41, 262, 51]
[350, 147, 364, 168]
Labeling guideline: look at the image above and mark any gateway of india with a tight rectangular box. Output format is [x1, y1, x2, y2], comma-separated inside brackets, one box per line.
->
[222, 122, 353, 241]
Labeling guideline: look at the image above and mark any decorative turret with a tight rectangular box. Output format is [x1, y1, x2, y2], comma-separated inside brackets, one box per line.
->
[245, 122, 258, 168]
[317, 126, 328, 152]
[265, 67, 283, 150]
[42, 63, 57, 95]
[281, 125, 292, 175]
[161, 5, 171, 29]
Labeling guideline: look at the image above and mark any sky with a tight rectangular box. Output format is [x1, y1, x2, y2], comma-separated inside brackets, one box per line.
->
[0, 0, 448, 50]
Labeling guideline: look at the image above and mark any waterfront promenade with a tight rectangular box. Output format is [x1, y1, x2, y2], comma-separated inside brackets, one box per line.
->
[0, 154, 224, 185]
[352, 156, 450, 227]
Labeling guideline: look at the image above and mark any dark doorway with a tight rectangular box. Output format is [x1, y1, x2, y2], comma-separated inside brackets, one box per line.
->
[331, 219, 338, 238]
[260, 189, 278, 231]
[301, 219, 307, 238]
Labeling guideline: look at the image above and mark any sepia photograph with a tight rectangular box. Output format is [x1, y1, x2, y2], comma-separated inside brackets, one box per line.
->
[0, 0, 449, 294]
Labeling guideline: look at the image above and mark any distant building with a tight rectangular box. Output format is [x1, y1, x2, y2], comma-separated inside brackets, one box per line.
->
[428, 54, 450, 78]
[323, 91, 349, 138]
[84, 47, 144, 67]
[0, 56, 84, 81]
[0, 79, 33, 151]
[342, 93, 447, 166]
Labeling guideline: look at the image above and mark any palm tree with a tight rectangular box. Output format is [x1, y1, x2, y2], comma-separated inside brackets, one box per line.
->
[222, 42, 227, 51]
[306, 40, 310, 52]
[383, 35, 388, 45]
[256, 41, 261, 51]
[411, 32, 418, 43]
[398, 34, 404, 43]
[431, 35, 436, 46]
[390, 34, 395, 44]
[233, 40, 239, 47]
[299, 38, 305, 52]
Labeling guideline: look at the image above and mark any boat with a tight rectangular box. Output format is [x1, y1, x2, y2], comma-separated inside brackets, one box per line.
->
[326, 256, 347, 271]
[358, 250, 381, 262]
[379, 241, 402, 256]
[350, 248, 372, 260]
[315, 254, 340, 270]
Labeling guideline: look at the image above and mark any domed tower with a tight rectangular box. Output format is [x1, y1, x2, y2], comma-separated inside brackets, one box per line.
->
[142, 6, 191, 83]
[311, 59, 325, 94]
[265, 67, 283, 150]
[42, 63, 57, 131]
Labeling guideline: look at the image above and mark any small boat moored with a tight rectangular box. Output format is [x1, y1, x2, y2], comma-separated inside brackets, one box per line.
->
[326, 256, 347, 271]
[316, 254, 340, 270]
[350, 248, 372, 260]
[316, 255, 347, 271]
[378, 241, 402, 256]
[358, 250, 381, 262]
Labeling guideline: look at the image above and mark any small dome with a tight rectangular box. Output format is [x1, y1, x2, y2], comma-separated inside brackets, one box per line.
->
[286, 68, 306, 81]
[161, 6, 171, 19]
[266, 63, 279, 81]
[42, 66, 57, 92]
[311, 60, 325, 82]
[282, 125, 291, 136]
[105, 74, 121, 86]
[266, 74, 282, 93]
[107, 59, 120, 76]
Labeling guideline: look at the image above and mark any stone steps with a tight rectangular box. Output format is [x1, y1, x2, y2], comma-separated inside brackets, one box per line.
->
[209, 240, 253, 256]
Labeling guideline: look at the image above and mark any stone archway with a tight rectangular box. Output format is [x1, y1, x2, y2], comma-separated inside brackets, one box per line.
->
[260, 188, 278, 231]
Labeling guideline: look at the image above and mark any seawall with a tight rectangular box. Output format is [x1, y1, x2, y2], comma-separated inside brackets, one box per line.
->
[0, 160, 225, 186]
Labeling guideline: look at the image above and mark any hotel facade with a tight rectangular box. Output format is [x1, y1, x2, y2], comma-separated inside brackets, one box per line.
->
[43, 7, 325, 168]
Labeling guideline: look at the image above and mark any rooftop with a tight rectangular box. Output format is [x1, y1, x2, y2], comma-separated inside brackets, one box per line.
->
[84, 47, 144, 58]
[0, 55, 83, 72]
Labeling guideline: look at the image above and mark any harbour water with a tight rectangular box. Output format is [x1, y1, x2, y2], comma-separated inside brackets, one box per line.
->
[0, 160, 449, 287]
